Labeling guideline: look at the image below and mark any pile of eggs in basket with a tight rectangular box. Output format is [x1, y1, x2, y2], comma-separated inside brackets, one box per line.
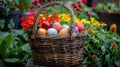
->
[38, 21, 84, 36]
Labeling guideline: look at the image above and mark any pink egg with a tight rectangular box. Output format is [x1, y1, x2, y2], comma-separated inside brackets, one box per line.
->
[76, 22, 84, 31]
[42, 21, 51, 30]
[53, 22, 62, 31]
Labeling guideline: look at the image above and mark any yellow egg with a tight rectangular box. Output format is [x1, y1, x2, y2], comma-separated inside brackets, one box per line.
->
[38, 28, 47, 35]
[59, 28, 68, 36]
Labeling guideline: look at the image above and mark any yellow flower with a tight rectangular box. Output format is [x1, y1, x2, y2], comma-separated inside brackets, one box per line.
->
[90, 17, 95, 23]
[81, 19, 87, 23]
[58, 13, 71, 23]
[48, 14, 52, 17]
[100, 23, 107, 27]
[84, 21, 90, 25]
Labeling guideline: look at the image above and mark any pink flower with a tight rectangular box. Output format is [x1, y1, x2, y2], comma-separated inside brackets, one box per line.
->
[92, 4, 96, 9]
[32, 0, 39, 4]
[82, 0, 87, 4]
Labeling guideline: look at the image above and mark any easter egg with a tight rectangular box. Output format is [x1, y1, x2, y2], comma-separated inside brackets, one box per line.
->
[42, 21, 51, 30]
[75, 26, 79, 33]
[76, 22, 84, 31]
[62, 24, 70, 30]
[47, 28, 58, 35]
[59, 28, 68, 36]
[38, 28, 47, 35]
[53, 22, 62, 31]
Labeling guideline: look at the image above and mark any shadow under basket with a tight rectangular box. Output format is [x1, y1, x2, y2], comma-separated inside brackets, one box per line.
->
[29, 1, 87, 67]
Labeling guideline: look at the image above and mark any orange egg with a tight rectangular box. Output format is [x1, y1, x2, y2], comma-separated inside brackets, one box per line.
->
[59, 28, 68, 36]
[38, 28, 47, 35]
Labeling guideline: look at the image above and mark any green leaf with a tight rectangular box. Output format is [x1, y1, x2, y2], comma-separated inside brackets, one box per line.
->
[0, 39, 2, 45]
[15, 38, 24, 47]
[0, 33, 13, 57]
[14, 0, 19, 6]
[22, 43, 32, 54]
[101, 46, 106, 55]
[114, 60, 120, 67]
[0, 32, 9, 39]
[105, 54, 111, 66]
[82, 57, 88, 64]
[4, 58, 20, 63]
[96, 59, 102, 67]
[105, 54, 110, 61]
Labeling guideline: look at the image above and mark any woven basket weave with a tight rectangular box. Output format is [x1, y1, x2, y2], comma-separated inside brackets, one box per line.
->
[29, 1, 87, 67]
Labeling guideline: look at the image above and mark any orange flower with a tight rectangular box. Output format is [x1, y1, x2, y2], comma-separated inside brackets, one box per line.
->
[92, 55, 97, 60]
[111, 42, 117, 48]
[110, 24, 117, 32]
[87, 28, 93, 33]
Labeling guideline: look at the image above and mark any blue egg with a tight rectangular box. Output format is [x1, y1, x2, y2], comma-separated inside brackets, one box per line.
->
[62, 24, 70, 30]
[48, 28, 58, 35]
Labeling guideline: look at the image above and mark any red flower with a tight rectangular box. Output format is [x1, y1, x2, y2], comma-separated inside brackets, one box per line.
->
[30, 5, 34, 9]
[43, 14, 46, 17]
[46, 16, 52, 22]
[71, 3, 78, 9]
[85, 10, 92, 17]
[76, 8, 81, 12]
[110, 24, 117, 32]
[77, 0, 82, 7]
[53, 16, 59, 22]
[20, 12, 36, 30]
[111, 42, 117, 48]
[53, 10, 58, 14]
[92, 55, 97, 60]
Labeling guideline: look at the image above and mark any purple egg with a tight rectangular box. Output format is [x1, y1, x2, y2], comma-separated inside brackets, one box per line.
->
[75, 26, 79, 33]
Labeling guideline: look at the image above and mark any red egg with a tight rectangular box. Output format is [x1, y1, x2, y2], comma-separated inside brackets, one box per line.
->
[42, 21, 51, 30]
[53, 22, 62, 31]
[76, 22, 84, 31]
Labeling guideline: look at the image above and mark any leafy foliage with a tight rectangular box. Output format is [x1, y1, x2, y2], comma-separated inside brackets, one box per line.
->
[83, 18, 120, 67]
[0, 28, 32, 67]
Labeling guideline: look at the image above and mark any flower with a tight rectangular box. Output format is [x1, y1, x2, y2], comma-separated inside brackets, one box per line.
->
[111, 42, 117, 48]
[91, 55, 97, 60]
[20, 12, 36, 30]
[87, 28, 93, 33]
[110, 24, 117, 32]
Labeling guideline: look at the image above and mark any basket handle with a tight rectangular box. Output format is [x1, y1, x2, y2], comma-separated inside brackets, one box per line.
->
[31, 1, 76, 39]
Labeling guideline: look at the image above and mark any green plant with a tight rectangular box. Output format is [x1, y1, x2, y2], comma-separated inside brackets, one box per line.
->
[0, 20, 32, 67]
[95, 2, 120, 14]
[82, 17, 120, 67]
[0, 0, 33, 17]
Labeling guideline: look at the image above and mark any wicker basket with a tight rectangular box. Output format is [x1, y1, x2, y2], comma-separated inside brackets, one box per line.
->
[29, 1, 87, 67]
